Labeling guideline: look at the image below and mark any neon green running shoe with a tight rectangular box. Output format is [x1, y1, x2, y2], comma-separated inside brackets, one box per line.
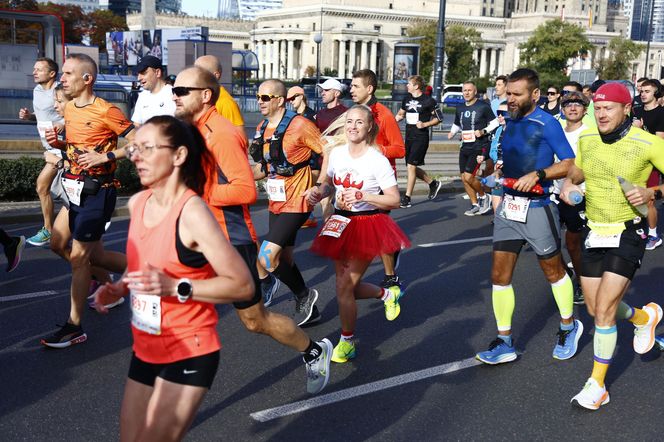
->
[384, 286, 403, 321]
[331, 340, 356, 363]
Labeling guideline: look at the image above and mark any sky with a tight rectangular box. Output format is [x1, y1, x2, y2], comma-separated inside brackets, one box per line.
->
[181, 0, 220, 18]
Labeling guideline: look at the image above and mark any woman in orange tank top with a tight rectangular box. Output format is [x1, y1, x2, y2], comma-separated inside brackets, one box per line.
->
[94, 115, 254, 442]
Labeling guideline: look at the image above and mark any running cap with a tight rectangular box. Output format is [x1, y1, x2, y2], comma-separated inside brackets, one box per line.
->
[593, 83, 631, 105]
[287, 86, 305, 99]
[318, 78, 345, 92]
[136, 55, 162, 73]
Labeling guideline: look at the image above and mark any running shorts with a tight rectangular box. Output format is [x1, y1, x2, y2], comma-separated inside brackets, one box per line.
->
[405, 137, 430, 166]
[580, 221, 647, 280]
[459, 149, 484, 174]
[69, 187, 116, 242]
[265, 211, 310, 247]
[128, 350, 220, 388]
[232, 243, 262, 310]
[553, 194, 586, 233]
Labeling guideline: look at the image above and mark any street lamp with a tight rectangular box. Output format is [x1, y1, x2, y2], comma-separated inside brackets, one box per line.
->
[313, 6, 323, 101]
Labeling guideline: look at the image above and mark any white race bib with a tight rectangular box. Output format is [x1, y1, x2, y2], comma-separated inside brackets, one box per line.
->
[585, 230, 622, 249]
[266, 178, 287, 202]
[502, 194, 530, 223]
[406, 113, 419, 125]
[37, 120, 53, 139]
[61, 177, 84, 207]
[320, 214, 351, 238]
[131, 291, 162, 335]
[462, 130, 476, 143]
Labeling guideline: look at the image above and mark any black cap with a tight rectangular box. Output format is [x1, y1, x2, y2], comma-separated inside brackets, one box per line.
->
[590, 79, 606, 93]
[136, 55, 162, 73]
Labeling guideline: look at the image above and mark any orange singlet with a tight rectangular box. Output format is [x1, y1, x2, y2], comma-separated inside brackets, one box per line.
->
[126, 189, 220, 364]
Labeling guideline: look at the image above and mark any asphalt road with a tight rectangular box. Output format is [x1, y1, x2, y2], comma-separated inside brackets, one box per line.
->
[1, 195, 664, 441]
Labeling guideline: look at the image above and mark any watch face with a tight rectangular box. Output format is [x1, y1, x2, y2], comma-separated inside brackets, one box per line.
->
[177, 281, 191, 296]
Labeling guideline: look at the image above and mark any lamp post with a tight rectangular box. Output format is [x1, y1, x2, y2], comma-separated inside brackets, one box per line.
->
[432, 0, 447, 103]
[644, 0, 655, 77]
[314, 6, 323, 100]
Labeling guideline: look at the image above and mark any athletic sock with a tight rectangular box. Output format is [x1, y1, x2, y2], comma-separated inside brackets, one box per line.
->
[649, 227, 658, 237]
[272, 262, 307, 300]
[492, 284, 515, 332]
[497, 334, 513, 347]
[560, 321, 575, 331]
[592, 325, 617, 387]
[551, 273, 574, 320]
[628, 306, 649, 326]
[340, 331, 354, 343]
[616, 301, 634, 321]
[380, 288, 390, 301]
[301, 340, 323, 363]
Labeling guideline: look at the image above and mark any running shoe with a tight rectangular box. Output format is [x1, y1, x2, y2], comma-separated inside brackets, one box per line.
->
[384, 286, 403, 321]
[475, 338, 517, 365]
[655, 334, 664, 351]
[633, 302, 662, 354]
[294, 288, 319, 326]
[573, 285, 585, 305]
[301, 213, 318, 229]
[87, 291, 125, 310]
[566, 261, 576, 280]
[428, 180, 443, 200]
[553, 319, 584, 360]
[645, 235, 662, 250]
[331, 340, 356, 363]
[381, 274, 401, 289]
[305, 338, 333, 394]
[478, 195, 492, 215]
[4, 235, 25, 273]
[26, 226, 51, 247]
[464, 204, 481, 216]
[571, 378, 610, 411]
[261, 273, 280, 307]
[40, 322, 87, 348]
[400, 195, 412, 208]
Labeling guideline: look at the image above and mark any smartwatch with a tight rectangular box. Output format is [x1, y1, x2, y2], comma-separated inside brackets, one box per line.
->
[106, 151, 116, 162]
[655, 189, 663, 200]
[176, 278, 193, 303]
[535, 169, 546, 181]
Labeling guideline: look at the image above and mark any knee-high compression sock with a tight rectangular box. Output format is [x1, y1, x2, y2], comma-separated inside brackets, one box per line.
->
[272, 262, 307, 299]
[551, 273, 574, 320]
[591, 325, 617, 387]
[492, 284, 515, 332]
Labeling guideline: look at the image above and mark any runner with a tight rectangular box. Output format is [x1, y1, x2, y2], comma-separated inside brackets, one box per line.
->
[130, 55, 176, 125]
[395, 75, 443, 208]
[304, 104, 410, 363]
[18, 57, 63, 246]
[249, 79, 323, 325]
[194, 55, 245, 127]
[475, 68, 583, 365]
[173, 67, 332, 394]
[93, 116, 255, 440]
[560, 82, 663, 410]
[1, 228, 25, 272]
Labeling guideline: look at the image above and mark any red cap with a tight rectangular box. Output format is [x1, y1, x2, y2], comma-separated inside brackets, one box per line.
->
[593, 83, 632, 105]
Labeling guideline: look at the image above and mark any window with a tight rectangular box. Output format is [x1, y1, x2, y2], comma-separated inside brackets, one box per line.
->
[389, 3, 393, 8]
[401, 27, 408, 36]
[374, 25, 382, 32]
[313, 23, 316, 31]
[346, 23, 354, 29]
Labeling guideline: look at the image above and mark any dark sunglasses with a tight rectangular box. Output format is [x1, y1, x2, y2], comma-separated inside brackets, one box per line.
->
[286, 94, 303, 102]
[497, 110, 508, 117]
[256, 94, 283, 102]
[547, 91, 558, 96]
[172, 86, 208, 97]
[562, 100, 586, 108]
[561, 90, 572, 96]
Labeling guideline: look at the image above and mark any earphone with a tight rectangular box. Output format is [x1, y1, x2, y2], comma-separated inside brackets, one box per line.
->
[83, 73, 91, 81]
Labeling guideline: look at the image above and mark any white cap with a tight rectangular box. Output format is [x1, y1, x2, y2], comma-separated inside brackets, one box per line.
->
[318, 78, 344, 92]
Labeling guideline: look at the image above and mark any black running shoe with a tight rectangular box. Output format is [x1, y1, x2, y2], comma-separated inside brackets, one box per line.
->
[381, 274, 402, 289]
[573, 285, 585, 305]
[428, 180, 443, 200]
[41, 322, 87, 349]
[400, 195, 411, 208]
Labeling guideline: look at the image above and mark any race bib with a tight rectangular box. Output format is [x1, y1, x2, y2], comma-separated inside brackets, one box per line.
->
[462, 130, 476, 143]
[266, 178, 286, 202]
[585, 230, 622, 249]
[131, 291, 162, 335]
[320, 214, 351, 238]
[61, 177, 84, 206]
[406, 113, 419, 125]
[37, 120, 53, 139]
[502, 194, 530, 223]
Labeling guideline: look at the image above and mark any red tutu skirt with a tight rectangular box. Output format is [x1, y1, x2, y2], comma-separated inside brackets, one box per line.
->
[311, 211, 410, 261]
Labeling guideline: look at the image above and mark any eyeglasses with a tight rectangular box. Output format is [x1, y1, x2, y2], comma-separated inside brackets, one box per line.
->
[547, 91, 558, 96]
[562, 101, 586, 108]
[126, 143, 175, 157]
[172, 86, 208, 97]
[286, 94, 303, 102]
[256, 94, 282, 102]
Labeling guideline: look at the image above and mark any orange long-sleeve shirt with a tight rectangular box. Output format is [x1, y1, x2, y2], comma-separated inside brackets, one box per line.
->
[369, 100, 405, 174]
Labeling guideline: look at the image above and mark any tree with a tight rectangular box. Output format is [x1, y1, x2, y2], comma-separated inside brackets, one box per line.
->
[595, 36, 644, 80]
[520, 19, 593, 78]
[0, 0, 38, 9]
[88, 9, 127, 52]
[407, 20, 436, 81]
[38, 2, 91, 44]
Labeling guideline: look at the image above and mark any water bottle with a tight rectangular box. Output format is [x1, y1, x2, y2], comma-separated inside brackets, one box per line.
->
[481, 176, 545, 195]
[617, 176, 649, 216]
[568, 190, 583, 205]
[481, 175, 501, 188]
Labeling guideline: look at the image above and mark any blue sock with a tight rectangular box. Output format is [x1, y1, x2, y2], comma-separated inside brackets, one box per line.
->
[498, 334, 513, 346]
[560, 321, 575, 331]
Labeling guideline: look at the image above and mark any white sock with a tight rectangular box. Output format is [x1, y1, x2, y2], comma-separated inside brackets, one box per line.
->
[380, 288, 391, 301]
[340, 333, 354, 343]
[649, 227, 658, 237]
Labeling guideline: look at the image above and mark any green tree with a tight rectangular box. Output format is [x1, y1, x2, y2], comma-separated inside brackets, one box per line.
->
[520, 19, 593, 78]
[38, 2, 91, 44]
[88, 9, 127, 52]
[407, 20, 436, 81]
[0, 0, 38, 9]
[595, 36, 644, 80]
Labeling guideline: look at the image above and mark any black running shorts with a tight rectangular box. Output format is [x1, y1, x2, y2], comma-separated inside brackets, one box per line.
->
[232, 243, 262, 310]
[405, 137, 430, 166]
[459, 149, 483, 174]
[554, 194, 587, 233]
[266, 211, 310, 247]
[580, 223, 647, 280]
[128, 351, 220, 388]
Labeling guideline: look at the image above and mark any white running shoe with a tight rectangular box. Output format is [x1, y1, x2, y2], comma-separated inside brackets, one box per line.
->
[571, 378, 610, 410]
[478, 195, 492, 215]
[633, 302, 663, 354]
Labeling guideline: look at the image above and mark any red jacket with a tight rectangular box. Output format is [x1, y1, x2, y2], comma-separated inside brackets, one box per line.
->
[369, 98, 405, 175]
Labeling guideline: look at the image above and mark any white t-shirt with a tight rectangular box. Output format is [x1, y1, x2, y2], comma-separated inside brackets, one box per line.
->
[33, 83, 64, 156]
[327, 144, 397, 212]
[131, 84, 176, 124]
[553, 123, 587, 194]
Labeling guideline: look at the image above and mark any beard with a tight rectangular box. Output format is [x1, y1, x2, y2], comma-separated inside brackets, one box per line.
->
[509, 99, 535, 119]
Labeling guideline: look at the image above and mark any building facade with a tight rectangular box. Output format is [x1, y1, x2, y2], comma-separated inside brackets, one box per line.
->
[37, 0, 100, 13]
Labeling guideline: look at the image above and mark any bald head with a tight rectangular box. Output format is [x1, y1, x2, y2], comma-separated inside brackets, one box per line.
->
[176, 66, 220, 103]
[260, 79, 287, 99]
[194, 55, 222, 81]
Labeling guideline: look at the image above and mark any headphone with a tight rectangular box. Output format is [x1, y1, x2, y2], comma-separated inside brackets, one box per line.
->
[82, 73, 91, 81]
[655, 83, 663, 99]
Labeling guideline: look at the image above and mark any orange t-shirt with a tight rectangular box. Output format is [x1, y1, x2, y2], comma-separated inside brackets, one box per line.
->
[127, 189, 220, 364]
[197, 106, 257, 244]
[258, 115, 323, 214]
[64, 97, 133, 177]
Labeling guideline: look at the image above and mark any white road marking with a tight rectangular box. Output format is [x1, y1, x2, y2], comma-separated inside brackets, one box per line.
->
[0, 290, 59, 303]
[250, 357, 481, 422]
[419, 236, 493, 248]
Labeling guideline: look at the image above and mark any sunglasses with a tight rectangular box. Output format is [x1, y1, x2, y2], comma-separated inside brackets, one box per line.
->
[547, 91, 558, 96]
[286, 94, 303, 102]
[497, 110, 508, 117]
[172, 86, 208, 97]
[256, 94, 283, 102]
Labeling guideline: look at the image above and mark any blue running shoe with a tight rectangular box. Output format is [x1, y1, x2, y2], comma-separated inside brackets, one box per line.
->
[553, 319, 583, 360]
[476, 338, 517, 365]
[655, 334, 664, 351]
[26, 226, 51, 247]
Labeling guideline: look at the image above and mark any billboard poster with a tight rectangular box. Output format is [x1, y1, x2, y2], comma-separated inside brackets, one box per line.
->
[142, 30, 163, 60]
[392, 43, 420, 100]
[107, 27, 202, 67]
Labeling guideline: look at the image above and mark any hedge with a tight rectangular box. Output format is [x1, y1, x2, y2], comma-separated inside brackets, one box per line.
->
[0, 157, 142, 201]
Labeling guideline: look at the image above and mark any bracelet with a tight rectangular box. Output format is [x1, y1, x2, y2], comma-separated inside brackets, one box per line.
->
[355, 191, 363, 201]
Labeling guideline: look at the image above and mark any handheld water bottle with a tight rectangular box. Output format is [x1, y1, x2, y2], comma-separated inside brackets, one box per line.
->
[480, 176, 545, 195]
[568, 190, 583, 205]
[617, 176, 649, 216]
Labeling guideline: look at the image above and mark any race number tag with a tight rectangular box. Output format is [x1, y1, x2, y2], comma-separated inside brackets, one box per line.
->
[585, 230, 622, 249]
[266, 178, 286, 202]
[502, 194, 530, 223]
[131, 291, 162, 335]
[462, 130, 476, 143]
[406, 113, 419, 125]
[320, 214, 351, 238]
[61, 177, 84, 206]
[37, 120, 53, 138]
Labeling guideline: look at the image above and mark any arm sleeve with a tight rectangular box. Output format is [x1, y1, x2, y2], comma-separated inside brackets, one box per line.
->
[376, 111, 405, 160]
[485, 118, 500, 133]
[206, 128, 257, 206]
[454, 109, 461, 127]
[546, 121, 575, 160]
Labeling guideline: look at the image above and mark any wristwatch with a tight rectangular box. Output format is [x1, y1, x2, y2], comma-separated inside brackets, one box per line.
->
[176, 278, 193, 303]
[535, 169, 546, 181]
[654, 189, 663, 200]
[106, 151, 116, 162]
